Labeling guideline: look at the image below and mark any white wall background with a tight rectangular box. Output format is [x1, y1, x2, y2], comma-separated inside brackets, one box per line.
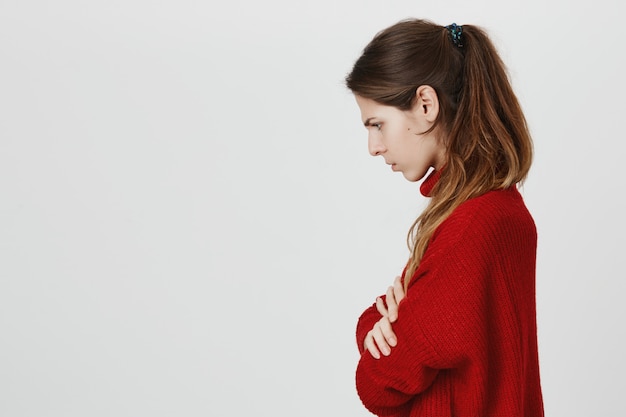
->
[1, 0, 624, 416]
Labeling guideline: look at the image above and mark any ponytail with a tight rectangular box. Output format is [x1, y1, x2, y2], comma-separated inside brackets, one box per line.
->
[450, 25, 532, 188]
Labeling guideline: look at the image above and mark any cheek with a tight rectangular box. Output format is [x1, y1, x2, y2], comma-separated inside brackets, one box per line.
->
[388, 126, 412, 148]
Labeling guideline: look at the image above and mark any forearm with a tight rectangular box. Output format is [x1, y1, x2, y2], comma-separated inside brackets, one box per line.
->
[355, 308, 439, 413]
[355, 297, 385, 354]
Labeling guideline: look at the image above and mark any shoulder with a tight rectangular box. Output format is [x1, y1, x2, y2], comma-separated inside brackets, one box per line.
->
[446, 186, 533, 230]
[405, 186, 537, 299]
[430, 187, 536, 254]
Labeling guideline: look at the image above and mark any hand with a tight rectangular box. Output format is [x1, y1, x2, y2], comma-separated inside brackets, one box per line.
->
[364, 276, 406, 359]
[376, 275, 405, 323]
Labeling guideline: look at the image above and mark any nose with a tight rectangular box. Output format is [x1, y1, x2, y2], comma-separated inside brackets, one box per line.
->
[368, 132, 385, 156]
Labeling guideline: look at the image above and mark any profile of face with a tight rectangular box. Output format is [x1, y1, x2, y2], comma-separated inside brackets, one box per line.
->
[355, 86, 446, 182]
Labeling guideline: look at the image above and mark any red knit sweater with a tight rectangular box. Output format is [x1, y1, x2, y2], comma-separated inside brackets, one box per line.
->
[355, 171, 544, 416]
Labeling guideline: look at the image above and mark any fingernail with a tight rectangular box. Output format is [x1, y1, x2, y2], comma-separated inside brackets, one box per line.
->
[389, 337, 397, 347]
[382, 347, 390, 356]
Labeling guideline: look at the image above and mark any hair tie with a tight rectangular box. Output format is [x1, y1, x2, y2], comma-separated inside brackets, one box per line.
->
[445, 23, 463, 48]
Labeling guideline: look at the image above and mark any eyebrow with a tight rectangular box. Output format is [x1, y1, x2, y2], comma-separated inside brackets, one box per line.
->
[363, 117, 376, 127]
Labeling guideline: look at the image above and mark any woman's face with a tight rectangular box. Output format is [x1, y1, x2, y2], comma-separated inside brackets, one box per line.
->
[355, 94, 446, 182]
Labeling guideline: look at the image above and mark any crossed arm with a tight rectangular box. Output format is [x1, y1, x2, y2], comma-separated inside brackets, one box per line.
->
[362, 275, 406, 359]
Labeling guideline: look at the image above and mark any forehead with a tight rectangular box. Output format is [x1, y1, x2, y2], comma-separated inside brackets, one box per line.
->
[354, 95, 379, 113]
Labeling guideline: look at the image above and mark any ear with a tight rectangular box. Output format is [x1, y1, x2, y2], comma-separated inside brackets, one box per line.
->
[411, 85, 439, 123]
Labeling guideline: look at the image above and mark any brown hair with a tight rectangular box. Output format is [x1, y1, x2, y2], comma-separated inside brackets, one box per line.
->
[346, 19, 533, 290]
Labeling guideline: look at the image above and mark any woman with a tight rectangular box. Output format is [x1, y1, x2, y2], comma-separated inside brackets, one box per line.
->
[346, 19, 544, 416]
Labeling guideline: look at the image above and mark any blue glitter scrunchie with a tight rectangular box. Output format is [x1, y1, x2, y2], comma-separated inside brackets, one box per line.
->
[445, 23, 463, 48]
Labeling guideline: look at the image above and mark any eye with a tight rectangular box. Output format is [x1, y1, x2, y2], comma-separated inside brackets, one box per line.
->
[372, 123, 382, 131]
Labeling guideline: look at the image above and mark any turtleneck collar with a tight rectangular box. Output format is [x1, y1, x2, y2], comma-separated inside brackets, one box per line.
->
[419, 168, 441, 197]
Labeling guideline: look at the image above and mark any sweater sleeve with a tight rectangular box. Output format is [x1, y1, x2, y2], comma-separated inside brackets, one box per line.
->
[355, 206, 498, 415]
[356, 300, 382, 355]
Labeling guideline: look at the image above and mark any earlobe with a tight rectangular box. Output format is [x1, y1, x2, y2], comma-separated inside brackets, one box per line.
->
[414, 85, 439, 123]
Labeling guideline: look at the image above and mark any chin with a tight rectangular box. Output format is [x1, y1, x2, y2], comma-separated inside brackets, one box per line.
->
[402, 172, 420, 182]
[402, 170, 427, 182]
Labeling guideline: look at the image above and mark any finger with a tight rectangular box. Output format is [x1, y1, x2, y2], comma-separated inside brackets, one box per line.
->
[377, 316, 398, 348]
[393, 275, 406, 304]
[371, 323, 391, 356]
[375, 296, 388, 317]
[372, 318, 397, 355]
[364, 331, 381, 359]
[386, 286, 399, 322]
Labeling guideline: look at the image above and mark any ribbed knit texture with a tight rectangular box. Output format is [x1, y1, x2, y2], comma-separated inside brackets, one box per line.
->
[355, 170, 544, 416]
